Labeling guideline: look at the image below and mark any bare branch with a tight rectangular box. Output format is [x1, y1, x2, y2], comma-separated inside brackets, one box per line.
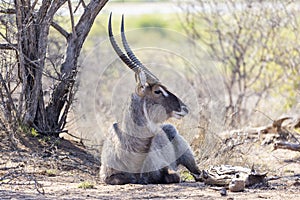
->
[0, 32, 14, 46]
[51, 21, 69, 39]
[0, 72, 17, 121]
[0, 43, 17, 50]
[61, 0, 109, 74]
[0, 9, 15, 14]
[67, 0, 76, 35]
[74, 0, 86, 13]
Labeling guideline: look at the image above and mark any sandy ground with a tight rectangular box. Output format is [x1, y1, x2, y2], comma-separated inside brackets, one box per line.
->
[1, 177, 300, 200]
[1, 133, 300, 200]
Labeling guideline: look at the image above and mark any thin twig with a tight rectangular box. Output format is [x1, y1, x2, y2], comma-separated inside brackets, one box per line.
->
[0, 169, 45, 195]
[254, 109, 274, 122]
[0, 43, 17, 50]
[67, 0, 76, 36]
[74, 0, 86, 13]
[0, 8, 15, 14]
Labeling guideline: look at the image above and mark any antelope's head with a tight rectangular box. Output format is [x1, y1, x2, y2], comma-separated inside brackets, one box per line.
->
[108, 14, 189, 123]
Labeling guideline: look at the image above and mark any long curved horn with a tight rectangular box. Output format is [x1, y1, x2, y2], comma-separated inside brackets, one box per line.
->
[120, 15, 160, 84]
[108, 13, 140, 74]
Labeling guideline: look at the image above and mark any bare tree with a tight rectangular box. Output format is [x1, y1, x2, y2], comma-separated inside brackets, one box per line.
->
[0, 0, 109, 136]
[179, 0, 300, 128]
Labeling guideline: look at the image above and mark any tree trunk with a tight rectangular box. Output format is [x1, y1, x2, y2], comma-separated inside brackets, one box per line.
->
[14, 0, 109, 136]
[44, 0, 109, 136]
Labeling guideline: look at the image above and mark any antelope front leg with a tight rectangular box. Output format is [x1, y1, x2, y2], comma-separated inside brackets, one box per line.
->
[161, 167, 181, 184]
[104, 172, 137, 185]
[139, 131, 178, 184]
[177, 150, 203, 181]
[139, 167, 180, 184]
[162, 124, 202, 181]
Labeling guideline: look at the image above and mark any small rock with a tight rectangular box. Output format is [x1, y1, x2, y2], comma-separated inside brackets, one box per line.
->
[293, 181, 300, 186]
[220, 187, 227, 196]
[229, 178, 245, 192]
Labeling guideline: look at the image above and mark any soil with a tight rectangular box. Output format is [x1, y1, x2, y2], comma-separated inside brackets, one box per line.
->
[1, 132, 300, 200]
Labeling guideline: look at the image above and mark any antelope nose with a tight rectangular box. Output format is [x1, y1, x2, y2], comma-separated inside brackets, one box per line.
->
[182, 106, 189, 114]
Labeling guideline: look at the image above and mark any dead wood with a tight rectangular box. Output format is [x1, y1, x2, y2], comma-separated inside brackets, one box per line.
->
[221, 116, 300, 150]
[274, 141, 300, 152]
[200, 165, 267, 190]
[0, 168, 45, 194]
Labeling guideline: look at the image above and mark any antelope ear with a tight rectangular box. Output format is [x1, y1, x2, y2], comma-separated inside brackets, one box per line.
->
[135, 69, 147, 97]
[136, 69, 147, 87]
[136, 85, 146, 97]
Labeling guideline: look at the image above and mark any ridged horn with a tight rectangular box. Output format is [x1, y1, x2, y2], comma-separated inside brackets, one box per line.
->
[120, 15, 160, 84]
[108, 13, 140, 74]
[108, 13, 160, 85]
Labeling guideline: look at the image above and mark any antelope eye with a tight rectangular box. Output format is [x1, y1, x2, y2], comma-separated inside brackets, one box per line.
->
[154, 90, 162, 94]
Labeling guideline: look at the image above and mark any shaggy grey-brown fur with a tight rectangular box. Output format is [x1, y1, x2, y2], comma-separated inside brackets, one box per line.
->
[100, 88, 202, 185]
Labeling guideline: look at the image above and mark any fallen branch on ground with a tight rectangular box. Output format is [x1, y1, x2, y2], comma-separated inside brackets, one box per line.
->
[274, 141, 300, 152]
[200, 165, 267, 192]
[0, 168, 44, 194]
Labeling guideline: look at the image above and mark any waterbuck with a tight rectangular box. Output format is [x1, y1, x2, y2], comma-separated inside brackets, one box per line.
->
[100, 14, 202, 185]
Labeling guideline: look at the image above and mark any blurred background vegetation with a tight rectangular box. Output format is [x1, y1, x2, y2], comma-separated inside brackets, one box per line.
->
[74, 0, 300, 166]
[1, 0, 299, 169]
